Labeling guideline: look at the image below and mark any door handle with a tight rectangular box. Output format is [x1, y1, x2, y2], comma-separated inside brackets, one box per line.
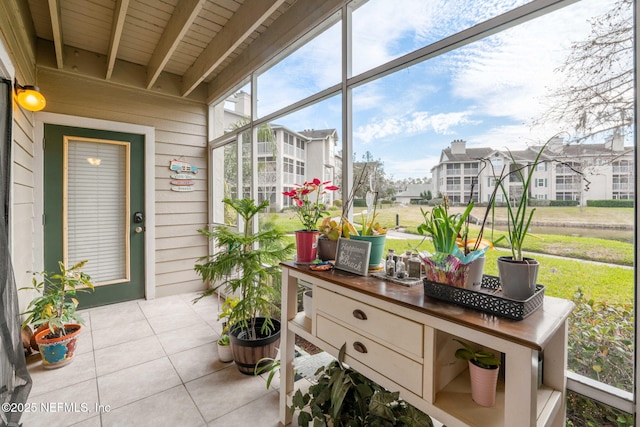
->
[135, 226, 144, 233]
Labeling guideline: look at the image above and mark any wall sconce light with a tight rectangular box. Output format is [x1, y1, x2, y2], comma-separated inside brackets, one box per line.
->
[14, 79, 46, 111]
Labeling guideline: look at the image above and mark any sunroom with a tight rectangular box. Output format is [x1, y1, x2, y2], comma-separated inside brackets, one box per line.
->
[0, 0, 637, 426]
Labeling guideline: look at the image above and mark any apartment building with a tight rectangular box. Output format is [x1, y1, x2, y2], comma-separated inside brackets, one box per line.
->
[431, 136, 634, 205]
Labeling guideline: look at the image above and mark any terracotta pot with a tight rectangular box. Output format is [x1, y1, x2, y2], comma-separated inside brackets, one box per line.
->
[497, 256, 539, 300]
[295, 230, 319, 264]
[34, 324, 82, 369]
[217, 342, 233, 363]
[468, 360, 499, 407]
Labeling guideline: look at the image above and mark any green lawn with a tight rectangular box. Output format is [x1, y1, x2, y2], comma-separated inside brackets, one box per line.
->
[271, 205, 634, 304]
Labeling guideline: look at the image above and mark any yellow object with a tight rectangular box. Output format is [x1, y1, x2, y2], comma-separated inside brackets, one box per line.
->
[15, 81, 46, 111]
[341, 217, 358, 238]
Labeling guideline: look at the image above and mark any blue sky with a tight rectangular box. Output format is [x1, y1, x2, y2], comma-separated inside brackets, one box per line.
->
[255, 0, 621, 180]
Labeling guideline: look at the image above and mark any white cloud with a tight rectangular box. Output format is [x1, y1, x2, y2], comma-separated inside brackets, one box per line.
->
[354, 110, 478, 144]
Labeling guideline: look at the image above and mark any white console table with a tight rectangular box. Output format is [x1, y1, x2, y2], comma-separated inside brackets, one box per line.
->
[279, 261, 574, 427]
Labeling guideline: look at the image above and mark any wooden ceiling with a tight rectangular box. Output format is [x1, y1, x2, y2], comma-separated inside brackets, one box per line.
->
[25, 0, 345, 102]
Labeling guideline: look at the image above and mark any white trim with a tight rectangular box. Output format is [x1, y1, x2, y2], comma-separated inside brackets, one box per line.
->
[34, 112, 156, 300]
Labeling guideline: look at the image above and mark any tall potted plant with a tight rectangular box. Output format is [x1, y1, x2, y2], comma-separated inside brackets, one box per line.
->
[495, 142, 548, 300]
[21, 260, 94, 369]
[283, 178, 339, 263]
[193, 198, 294, 374]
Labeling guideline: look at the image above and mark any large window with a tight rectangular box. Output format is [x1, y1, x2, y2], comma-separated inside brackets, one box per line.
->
[209, 0, 636, 422]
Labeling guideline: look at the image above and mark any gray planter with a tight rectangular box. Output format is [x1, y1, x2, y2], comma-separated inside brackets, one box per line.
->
[497, 256, 539, 300]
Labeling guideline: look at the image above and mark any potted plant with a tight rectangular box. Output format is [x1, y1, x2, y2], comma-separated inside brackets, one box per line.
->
[317, 216, 341, 261]
[282, 178, 339, 264]
[290, 344, 433, 426]
[216, 296, 238, 363]
[454, 339, 501, 407]
[193, 198, 295, 374]
[417, 198, 486, 287]
[348, 190, 388, 269]
[495, 142, 549, 300]
[20, 260, 94, 369]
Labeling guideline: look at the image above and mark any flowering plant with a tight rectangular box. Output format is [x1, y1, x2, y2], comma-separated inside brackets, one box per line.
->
[283, 178, 339, 231]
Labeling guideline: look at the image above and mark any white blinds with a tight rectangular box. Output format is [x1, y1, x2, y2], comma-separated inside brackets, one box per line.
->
[66, 138, 129, 285]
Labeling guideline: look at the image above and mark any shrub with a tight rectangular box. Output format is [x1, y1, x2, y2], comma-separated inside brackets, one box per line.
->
[586, 200, 634, 208]
[549, 200, 579, 206]
[568, 289, 633, 390]
[333, 198, 343, 208]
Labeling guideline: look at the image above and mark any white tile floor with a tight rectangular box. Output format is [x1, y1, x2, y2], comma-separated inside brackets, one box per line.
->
[22, 292, 305, 427]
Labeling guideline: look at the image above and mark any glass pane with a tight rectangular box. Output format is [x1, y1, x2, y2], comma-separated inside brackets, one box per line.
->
[254, 95, 343, 232]
[212, 141, 239, 226]
[352, 0, 634, 392]
[66, 139, 127, 284]
[256, 18, 341, 118]
[351, 0, 532, 76]
[567, 391, 634, 426]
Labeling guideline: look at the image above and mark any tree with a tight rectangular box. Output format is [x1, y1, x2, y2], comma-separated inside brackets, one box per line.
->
[534, 0, 633, 142]
[352, 151, 392, 200]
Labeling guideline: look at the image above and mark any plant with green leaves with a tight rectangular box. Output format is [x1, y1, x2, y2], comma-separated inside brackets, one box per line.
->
[417, 197, 473, 254]
[21, 260, 94, 338]
[497, 141, 549, 261]
[453, 339, 501, 369]
[193, 198, 295, 340]
[291, 344, 433, 426]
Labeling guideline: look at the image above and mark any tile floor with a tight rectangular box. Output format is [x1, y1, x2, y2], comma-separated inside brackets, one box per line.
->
[22, 292, 307, 427]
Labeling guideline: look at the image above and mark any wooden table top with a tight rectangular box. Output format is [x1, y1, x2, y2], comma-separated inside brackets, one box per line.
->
[282, 261, 575, 351]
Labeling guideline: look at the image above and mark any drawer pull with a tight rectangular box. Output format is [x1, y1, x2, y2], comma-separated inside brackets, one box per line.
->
[353, 341, 368, 354]
[352, 309, 368, 320]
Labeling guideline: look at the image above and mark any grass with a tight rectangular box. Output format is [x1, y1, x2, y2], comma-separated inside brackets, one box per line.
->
[271, 204, 634, 304]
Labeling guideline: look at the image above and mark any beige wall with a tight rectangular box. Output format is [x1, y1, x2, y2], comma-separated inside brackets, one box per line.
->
[36, 69, 209, 298]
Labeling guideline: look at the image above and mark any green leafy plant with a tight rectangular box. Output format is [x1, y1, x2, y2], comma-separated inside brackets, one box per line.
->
[417, 198, 473, 254]
[291, 344, 433, 426]
[496, 142, 549, 261]
[453, 339, 501, 369]
[20, 260, 94, 338]
[217, 334, 230, 346]
[193, 198, 295, 340]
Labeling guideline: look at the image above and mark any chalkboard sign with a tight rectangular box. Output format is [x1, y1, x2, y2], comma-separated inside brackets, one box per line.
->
[334, 237, 372, 276]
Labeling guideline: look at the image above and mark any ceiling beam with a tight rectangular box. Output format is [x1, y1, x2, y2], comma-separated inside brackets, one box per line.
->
[47, 0, 64, 69]
[146, 0, 205, 89]
[207, 0, 348, 103]
[181, 0, 287, 97]
[106, 0, 129, 80]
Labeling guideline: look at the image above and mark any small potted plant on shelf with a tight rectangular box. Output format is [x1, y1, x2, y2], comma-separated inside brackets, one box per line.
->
[20, 260, 94, 369]
[193, 198, 295, 374]
[282, 178, 339, 264]
[454, 339, 501, 407]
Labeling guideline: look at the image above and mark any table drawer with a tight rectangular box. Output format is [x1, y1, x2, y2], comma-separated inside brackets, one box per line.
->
[315, 287, 423, 358]
[316, 315, 423, 395]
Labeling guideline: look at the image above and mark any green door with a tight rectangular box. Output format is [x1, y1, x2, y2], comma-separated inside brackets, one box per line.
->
[44, 124, 145, 308]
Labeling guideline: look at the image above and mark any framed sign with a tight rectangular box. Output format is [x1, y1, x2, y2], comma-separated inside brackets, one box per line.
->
[334, 237, 371, 276]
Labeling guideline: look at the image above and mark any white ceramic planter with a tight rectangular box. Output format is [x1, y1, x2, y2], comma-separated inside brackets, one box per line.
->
[217, 342, 233, 363]
[303, 290, 313, 319]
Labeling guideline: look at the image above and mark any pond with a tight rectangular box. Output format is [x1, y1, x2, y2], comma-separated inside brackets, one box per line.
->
[493, 224, 634, 243]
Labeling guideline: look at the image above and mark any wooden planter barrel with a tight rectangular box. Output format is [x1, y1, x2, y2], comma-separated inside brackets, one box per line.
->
[229, 317, 281, 375]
